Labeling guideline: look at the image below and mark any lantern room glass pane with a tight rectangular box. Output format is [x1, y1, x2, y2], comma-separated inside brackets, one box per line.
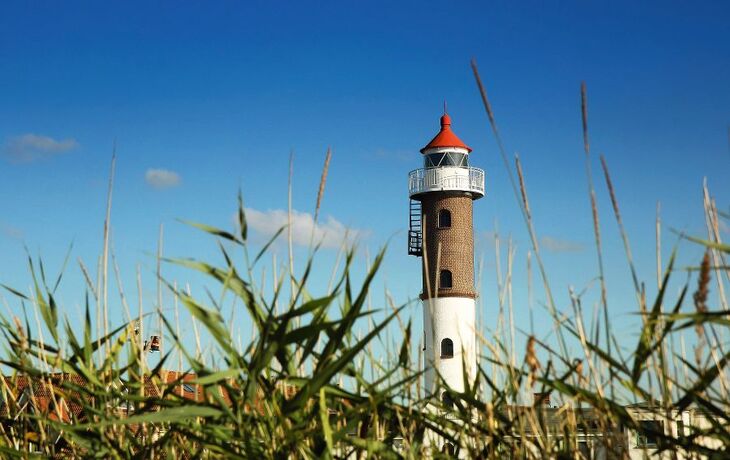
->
[424, 152, 468, 168]
[449, 153, 468, 166]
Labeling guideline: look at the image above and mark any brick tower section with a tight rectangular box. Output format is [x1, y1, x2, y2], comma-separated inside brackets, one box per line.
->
[420, 193, 476, 300]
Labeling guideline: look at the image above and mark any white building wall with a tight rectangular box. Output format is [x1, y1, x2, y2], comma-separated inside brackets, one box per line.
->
[423, 297, 477, 396]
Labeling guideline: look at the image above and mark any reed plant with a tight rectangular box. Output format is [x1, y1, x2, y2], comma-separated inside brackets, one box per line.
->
[0, 67, 727, 459]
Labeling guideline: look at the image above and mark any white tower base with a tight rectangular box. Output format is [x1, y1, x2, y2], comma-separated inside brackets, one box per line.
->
[423, 297, 477, 398]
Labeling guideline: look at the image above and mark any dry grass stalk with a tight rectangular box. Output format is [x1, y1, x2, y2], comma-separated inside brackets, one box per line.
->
[515, 155, 567, 358]
[136, 264, 145, 378]
[470, 59, 497, 131]
[174, 281, 182, 372]
[111, 244, 131, 325]
[507, 239, 516, 367]
[186, 283, 203, 363]
[422, 214, 432, 300]
[287, 151, 295, 310]
[580, 83, 612, 396]
[101, 150, 116, 361]
[494, 231, 504, 341]
[656, 202, 662, 291]
[516, 156, 532, 221]
[569, 288, 605, 398]
[527, 250, 534, 335]
[77, 258, 99, 302]
[314, 147, 332, 224]
[472, 61, 568, 366]
[326, 240, 345, 294]
[580, 83, 590, 155]
[471, 60, 530, 228]
[156, 224, 164, 352]
[703, 182, 729, 306]
[600, 155, 640, 296]
[574, 359, 586, 387]
[693, 250, 711, 367]
[525, 335, 540, 388]
[700, 184, 729, 398]
[475, 250, 485, 345]
[693, 251, 711, 312]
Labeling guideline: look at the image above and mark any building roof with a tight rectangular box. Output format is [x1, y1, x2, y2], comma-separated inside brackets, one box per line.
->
[421, 113, 472, 153]
[0, 373, 90, 422]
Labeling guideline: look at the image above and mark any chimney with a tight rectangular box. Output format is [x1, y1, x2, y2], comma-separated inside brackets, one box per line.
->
[149, 335, 161, 352]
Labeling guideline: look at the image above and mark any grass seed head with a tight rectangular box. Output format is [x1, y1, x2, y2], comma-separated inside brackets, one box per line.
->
[526, 335, 540, 387]
[693, 250, 711, 315]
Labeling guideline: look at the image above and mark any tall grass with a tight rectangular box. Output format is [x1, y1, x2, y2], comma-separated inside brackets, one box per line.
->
[0, 70, 728, 459]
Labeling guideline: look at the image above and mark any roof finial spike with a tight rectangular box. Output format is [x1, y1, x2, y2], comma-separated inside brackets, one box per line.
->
[439, 104, 451, 129]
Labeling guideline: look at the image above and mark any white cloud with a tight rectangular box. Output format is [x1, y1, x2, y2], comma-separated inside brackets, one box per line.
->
[245, 208, 369, 250]
[3, 133, 79, 163]
[145, 168, 181, 189]
[540, 236, 584, 253]
[0, 222, 23, 240]
[374, 148, 412, 162]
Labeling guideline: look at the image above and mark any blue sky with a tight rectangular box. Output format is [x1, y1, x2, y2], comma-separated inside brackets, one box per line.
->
[1, 1, 728, 362]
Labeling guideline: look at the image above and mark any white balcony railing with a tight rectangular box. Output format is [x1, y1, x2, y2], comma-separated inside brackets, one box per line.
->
[408, 166, 485, 198]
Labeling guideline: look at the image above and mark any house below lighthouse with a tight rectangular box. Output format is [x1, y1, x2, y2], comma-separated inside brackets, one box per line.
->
[408, 110, 485, 404]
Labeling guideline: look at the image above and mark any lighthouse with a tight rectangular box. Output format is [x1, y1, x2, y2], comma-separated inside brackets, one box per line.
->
[408, 110, 485, 402]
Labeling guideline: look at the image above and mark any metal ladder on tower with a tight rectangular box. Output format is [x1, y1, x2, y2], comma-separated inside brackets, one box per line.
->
[408, 199, 423, 257]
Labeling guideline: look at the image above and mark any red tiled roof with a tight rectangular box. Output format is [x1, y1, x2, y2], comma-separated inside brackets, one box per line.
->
[142, 370, 207, 402]
[421, 113, 472, 153]
[140, 370, 240, 409]
[0, 373, 90, 422]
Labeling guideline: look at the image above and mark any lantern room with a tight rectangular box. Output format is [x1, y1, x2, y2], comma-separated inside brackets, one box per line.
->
[408, 113, 485, 200]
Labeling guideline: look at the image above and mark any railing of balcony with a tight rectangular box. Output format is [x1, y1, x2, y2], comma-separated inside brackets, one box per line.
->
[408, 166, 485, 197]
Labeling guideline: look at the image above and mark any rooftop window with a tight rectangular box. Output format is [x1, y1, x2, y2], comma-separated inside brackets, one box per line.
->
[636, 420, 663, 448]
[183, 383, 196, 394]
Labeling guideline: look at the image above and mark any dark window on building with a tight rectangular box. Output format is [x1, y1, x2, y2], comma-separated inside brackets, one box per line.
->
[677, 420, 685, 437]
[438, 209, 451, 228]
[441, 338, 454, 358]
[442, 392, 453, 409]
[578, 442, 592, 459]
[636, 420, 663, 448]
[439, 270, 452, 289]
[442, 442, 456, 456]
[183, 383, 196, 394]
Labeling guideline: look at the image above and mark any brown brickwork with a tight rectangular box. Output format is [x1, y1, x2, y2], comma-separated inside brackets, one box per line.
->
[419, 192, 476, 299]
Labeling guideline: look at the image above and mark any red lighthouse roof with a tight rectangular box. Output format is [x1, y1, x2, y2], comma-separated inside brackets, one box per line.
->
[420, 113, 472, 153]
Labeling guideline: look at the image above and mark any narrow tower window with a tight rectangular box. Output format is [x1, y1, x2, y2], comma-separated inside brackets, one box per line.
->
[441, 338, 454, 358]
[437, 209, 451, 228]
[439, 270, 452, 289]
